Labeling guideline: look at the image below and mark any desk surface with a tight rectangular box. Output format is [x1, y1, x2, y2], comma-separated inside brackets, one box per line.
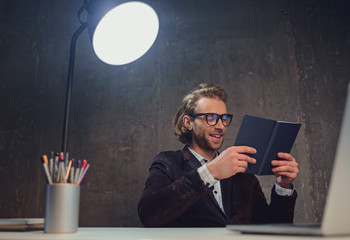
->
[0, 227, 349, 240]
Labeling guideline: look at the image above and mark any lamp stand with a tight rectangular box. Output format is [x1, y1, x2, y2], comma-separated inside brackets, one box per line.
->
[62, 22, 88, 153]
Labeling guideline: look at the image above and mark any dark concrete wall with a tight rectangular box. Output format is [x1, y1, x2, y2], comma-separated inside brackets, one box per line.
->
[0, 0, 349, 226]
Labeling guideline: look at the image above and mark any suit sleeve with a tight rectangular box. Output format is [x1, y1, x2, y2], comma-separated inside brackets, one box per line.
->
[137, 152, 212, 227]
[250, 177, 297, 224]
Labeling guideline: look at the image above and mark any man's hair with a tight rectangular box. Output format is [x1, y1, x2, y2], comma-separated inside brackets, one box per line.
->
[173, 83, 228, 145]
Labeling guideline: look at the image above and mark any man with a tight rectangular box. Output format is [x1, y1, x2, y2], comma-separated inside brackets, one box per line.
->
[138, 84, 298, 227]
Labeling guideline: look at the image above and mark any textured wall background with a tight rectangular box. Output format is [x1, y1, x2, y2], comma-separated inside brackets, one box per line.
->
[0, 0, 349, 226]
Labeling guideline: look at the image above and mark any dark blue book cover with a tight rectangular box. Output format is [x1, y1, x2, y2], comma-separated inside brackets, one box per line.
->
[234, 115, 301, 175]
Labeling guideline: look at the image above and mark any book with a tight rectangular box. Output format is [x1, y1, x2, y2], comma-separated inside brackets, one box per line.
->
[0, 218, 44, 231]
[234, 114, 301, 175]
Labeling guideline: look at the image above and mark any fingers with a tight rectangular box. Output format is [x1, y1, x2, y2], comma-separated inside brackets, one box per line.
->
[277, 152, 295, 161]
[233, 146, 257, 155]
[272, 166, 299, 177]
[210, 146, 257, 178]
[232, 154, 256, 175]
[237, 158, 249, 168]
[271, 153, 299, 183]
[235, 153, 256, 164]
[245, 156, 256, 164]
[228, 146, 257, 164]
[271, 160, 298, 168]
[271, 152, 297, 166]
[271, 160, 299, 175]
[271, 153, 299, 178]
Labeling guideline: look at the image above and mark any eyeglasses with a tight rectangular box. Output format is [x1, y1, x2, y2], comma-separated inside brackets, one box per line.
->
[190, 113, 233, 127]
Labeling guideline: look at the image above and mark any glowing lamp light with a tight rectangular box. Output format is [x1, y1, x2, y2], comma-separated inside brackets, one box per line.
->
[61, 1, 159, 153]
[92, 2, 159, 65]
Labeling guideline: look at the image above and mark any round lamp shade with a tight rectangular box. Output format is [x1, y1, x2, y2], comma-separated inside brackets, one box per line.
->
[92, 1, 159, 65]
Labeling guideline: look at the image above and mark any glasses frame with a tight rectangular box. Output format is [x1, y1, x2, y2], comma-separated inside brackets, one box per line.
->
[190, 113, 233, 127]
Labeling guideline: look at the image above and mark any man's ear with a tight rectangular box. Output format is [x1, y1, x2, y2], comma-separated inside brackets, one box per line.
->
[183, 115, 193, 130]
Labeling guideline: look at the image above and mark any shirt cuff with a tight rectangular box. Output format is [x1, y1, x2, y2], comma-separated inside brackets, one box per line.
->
[274, 182, 294, 196]
[197, 164, 218, 188]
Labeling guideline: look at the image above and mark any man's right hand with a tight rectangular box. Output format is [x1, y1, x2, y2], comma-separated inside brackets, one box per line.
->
[206, 146, 257, 180]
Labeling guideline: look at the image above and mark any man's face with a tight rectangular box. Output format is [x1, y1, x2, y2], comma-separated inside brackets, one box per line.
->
[190, 97, 228, 153]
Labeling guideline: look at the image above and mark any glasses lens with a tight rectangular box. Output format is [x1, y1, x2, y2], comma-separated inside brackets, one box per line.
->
[224, 114, 232, 126]
[206, 113, 218, 125]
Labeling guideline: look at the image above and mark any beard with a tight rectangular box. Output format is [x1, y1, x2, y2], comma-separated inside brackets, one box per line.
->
[192, 129, 225, 152]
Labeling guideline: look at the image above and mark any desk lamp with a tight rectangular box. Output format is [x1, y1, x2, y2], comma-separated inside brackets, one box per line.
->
[61, 0, 159, 153]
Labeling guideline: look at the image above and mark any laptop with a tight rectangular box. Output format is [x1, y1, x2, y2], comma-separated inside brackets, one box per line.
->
[227, 84, 350, 236]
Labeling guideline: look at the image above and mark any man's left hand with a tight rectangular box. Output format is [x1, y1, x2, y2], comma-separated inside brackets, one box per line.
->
[271, 153, 299, 188]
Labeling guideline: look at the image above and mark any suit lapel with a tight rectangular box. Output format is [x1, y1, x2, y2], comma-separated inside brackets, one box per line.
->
[220, 177, 232, 217]
[182, 146, 202, 169]
[182, 147, 230, 220]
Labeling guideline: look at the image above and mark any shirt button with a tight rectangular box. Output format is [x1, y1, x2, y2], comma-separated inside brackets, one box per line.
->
[204, 159, 208, 163]
[214, 191, 218, 194]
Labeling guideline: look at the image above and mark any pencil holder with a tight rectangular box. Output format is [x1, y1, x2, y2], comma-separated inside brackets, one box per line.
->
[44, 184, 80, 233]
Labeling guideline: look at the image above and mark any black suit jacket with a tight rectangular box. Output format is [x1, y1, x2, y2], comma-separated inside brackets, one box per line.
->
[138, 147, 297, 227]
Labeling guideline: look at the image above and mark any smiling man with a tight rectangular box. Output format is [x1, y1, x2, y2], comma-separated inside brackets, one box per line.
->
[138, 84, 298, 227]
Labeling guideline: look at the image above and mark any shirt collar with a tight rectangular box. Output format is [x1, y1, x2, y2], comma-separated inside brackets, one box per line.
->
[188, 147, 217, 164]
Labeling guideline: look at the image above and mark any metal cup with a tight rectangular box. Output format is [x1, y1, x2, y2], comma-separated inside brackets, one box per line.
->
[44, 184, 80, 233]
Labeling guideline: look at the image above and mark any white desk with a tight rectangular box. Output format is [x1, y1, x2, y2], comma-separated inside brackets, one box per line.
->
[0, 227, 349, 240]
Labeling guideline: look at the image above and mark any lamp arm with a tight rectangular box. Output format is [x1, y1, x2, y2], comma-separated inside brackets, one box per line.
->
[62, 22, 88, 153]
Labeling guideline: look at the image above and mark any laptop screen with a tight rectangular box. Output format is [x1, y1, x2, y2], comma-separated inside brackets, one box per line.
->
[321, 84, 350, 235]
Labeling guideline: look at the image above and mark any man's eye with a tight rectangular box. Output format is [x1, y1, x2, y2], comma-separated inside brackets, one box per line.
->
[207, 114, 216, 120]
